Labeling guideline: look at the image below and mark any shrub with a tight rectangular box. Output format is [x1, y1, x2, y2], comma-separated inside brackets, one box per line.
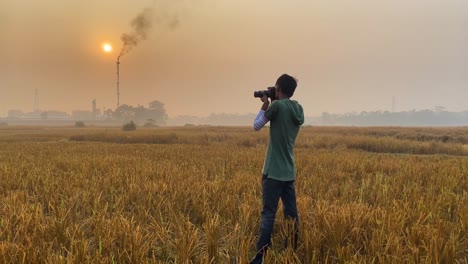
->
[75, 121, 85, 128]
[122, 121, 137, 131]
[143, 122, 158, 128]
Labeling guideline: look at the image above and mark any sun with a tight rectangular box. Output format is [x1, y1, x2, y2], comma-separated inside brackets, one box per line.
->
[102, 43, 113, 53]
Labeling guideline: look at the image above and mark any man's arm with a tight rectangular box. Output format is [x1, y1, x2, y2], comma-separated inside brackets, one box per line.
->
[253, 95, 270, 131]
[254, 110, 269, 131]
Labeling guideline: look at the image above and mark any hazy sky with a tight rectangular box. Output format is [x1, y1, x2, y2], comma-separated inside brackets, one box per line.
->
[1, 0, 467, 117]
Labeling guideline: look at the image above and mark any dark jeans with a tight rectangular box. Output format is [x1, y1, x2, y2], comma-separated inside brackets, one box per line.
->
[251, 174, 299, 263]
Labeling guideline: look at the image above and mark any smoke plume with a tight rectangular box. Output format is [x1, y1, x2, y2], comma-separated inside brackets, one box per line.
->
[118, 4, 182, 58]
[119, 8, 154, 58]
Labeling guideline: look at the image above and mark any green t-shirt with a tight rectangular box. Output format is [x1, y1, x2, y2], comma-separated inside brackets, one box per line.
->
[262, 98, 304, 181]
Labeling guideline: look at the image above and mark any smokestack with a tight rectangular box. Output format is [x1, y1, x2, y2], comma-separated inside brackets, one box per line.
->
[117, 56, 120, 109]
[115, 5, 181, 110]
[92, 99, 97, 119]
[116, 8, 153, 110]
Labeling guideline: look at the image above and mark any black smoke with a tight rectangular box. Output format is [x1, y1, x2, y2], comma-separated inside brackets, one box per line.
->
[118, 4, 182, 59]
[119, 8, 154, 58]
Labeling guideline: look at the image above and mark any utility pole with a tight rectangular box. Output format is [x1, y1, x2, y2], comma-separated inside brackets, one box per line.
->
[116, 56, 120, 109]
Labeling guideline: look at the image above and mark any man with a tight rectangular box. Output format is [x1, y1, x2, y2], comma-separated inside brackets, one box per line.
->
[251, 74, 304, 264]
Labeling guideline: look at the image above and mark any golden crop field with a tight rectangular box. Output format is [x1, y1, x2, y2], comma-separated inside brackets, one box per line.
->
[0, 126, 467, 263]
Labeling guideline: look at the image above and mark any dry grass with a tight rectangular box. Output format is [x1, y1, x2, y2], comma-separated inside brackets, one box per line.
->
[65, 126, 468, 156]
[0, 126, 466, 263]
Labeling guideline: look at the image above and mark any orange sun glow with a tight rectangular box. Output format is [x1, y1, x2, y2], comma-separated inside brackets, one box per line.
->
[102, 43, 113, 53]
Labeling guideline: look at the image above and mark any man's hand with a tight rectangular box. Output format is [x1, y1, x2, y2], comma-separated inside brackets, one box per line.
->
[261, 95, 270, 111]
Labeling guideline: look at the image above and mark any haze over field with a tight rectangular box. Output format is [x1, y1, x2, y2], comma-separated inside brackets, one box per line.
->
[1, 0, 467, 117]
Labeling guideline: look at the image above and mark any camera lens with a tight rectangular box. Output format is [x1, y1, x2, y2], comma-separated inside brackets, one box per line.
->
[254, 91, 264, 98]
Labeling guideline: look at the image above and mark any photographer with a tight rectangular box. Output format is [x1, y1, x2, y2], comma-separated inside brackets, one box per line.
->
[250, 74, 304, 264]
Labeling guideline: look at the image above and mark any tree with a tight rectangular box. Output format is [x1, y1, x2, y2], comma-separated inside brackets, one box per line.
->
[112, 101, 168, 125]
[113, 104, 136, 122]
[147, 100, 168, 125]
[148, 100, 165, 111]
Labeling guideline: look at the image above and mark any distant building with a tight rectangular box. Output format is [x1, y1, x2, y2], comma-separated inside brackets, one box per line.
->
[7, 110, 69, 120]
[72, 110, 94, 120]
[22, 111, 42, 119]
[7, 110, 24, 118]
[92, 99, 97, 119]
[42, 111, 70, 119]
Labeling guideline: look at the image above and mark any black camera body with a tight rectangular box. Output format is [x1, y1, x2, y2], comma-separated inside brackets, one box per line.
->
[254, 87, 276, 99]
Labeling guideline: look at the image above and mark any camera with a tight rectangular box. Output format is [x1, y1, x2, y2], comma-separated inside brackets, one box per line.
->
[254, 86, 276, 99]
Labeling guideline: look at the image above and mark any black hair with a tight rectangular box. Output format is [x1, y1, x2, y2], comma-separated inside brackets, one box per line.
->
[276, 74, 297, 97]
